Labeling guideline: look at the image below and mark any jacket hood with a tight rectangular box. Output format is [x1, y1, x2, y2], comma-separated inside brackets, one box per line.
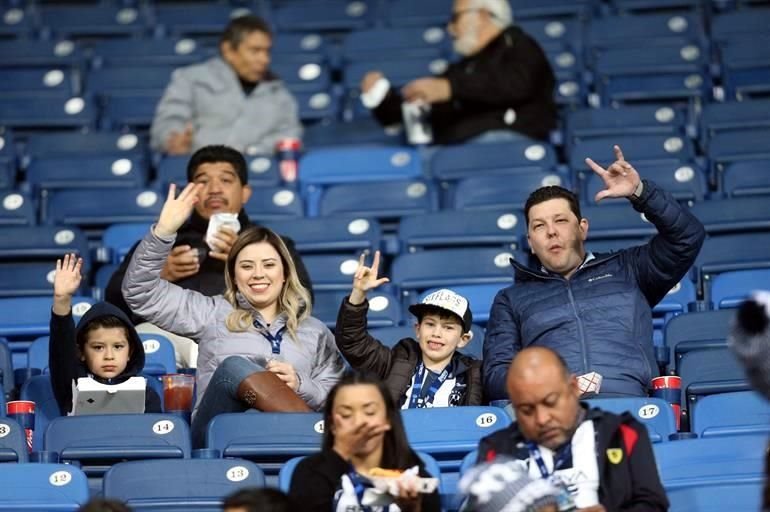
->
[75, 301, 145, 381]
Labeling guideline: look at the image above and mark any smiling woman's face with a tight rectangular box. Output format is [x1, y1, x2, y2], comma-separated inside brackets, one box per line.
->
[234, 241, 285, 313]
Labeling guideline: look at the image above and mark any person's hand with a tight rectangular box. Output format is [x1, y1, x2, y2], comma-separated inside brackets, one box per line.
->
[159, 245, 199, 282]
[266, 359, 301, 391]
[331, 414, 391, 461]
[585, 145, 641, 202]
[208, 226, 238, 262]
[164, 123, 193, 155]
[349, 251, 390, 305]
[53, 253, 83, 300]
[402, 77, 452, 104]
[394, 476, 422, 512]
[578, 505, 607, 512]
[155, 183, 203, 238]
[361, 71, 384, 93]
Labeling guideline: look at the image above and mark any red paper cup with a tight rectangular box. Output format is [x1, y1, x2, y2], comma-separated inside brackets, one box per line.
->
[651, 376, 682, 431]
[6, 400, 35, 452]
[275, 138, 302, 183]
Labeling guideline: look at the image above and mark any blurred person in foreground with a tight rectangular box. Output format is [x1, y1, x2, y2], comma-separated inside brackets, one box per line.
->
[223, 488, 295, 512]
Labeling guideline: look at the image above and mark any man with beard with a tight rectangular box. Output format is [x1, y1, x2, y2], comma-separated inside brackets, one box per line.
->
[359, 0, 557, 144]
[483, 146, 705, 399]
[106, 145, 313, 368]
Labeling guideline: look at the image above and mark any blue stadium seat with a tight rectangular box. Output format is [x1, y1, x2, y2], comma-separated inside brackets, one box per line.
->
[398, 209, 524, 253]
[91, 38, 207, 68]
[518, 18, 582, 53]
[263, 216, 381, 254]
[653, 278, 696, 318]
[272, 33, 329, 60]
[587, 12, 705, 51]
[679, 347, 748, 412]
[300, 146, 421, 188]
[27, 335, 50, 374]
[699, 100, 770, 149]
[139, 333, 177, 377]
[722, 159, 770, 197]
[368, 324, 485, 360]
[709, 269, 770, 309]
[430, 140, 558, 183]
[509, 0, 592, 19]
[0, 337, 12, 399]
[653, 434, 766, 486]
[302, 253, 368, 291]
[342, 27, 449, 62]
[711, 8, 770, 44]
[93, 264, 118, 301]
[586, 397, 677, 443]
[696, 233, 770, 278]
[87, 66, 174, 96]
[0, 463, 89, 511]
[720, 41, 770, 100]
[0, 68, 79, 97]
[206, 412, 323, 482]
[452, 172, 571, 211]
[569, 134, 694, 174]
[101, 223, 152, 264]
[0, 39, 85, 69]
[0, 159, 12, 191]
[292, 90, 339, 122]
[243, 186, 304, 222]
[691, 391, 770, 438]
[0, 191, 35, 227]
[391, 248, 519, 299]
[0, 95, 97, 130]
[386, 0, 452, 27]
[318, 180, 437, 220]
[611, 0, 705, 14]
[20, 375, 60, 452]
[153, 4, 261, 37]
[273, 0, 372, 32]
[554, 74, 587, 107]
[0, 296, 93, 340]
[664, 309, 734, 371]
[344, 55, 447, 90]
[303, 119, 404, 148]
[599, 70, 711, 106]
[46, 414, 191, 483]
[666, 481, 762, 512]
[594, 44, 707, 78]
[313, 289, 401, 328]
[0, 262, 58, 297]
[689, 196, 770, 235]
[566, 105, 686, 148]
[0, 6, 34, 39]
[271, 58, 331, 93]
[27, 155, 149, 192]
[418, 283, 504, 325]
[581, 204, 658, 240]
[44, 188, 163, 228]
[0, 416, 28, 462]
[103, 458, 265, 511]
[39, 5, 147, 38]
[0, 226, 89, 267]
[584, 162, 706, 205]
[708, 129, 770, 178]
[23, 131, 146, 161]
[102, 91, 164, 130]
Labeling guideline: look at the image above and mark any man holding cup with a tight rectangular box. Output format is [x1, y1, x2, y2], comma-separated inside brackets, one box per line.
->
[106, 145, 313, 368]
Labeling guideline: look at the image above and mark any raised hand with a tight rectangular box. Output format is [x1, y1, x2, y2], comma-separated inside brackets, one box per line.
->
[349, 250, 390, 305]
[584, 145, 641, 202]
[155, 183, 203, 238]
[52, 253, 83, 315]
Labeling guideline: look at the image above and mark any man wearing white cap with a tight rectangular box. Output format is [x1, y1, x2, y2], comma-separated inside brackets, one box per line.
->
[335, 251, 483, 407]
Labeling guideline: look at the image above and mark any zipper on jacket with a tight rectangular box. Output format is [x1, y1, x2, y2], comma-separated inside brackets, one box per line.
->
[565, 281, 589, 373]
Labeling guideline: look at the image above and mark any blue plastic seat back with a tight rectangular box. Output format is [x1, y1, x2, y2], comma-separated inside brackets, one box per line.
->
[300, 146, 421, 187]
[398, 209, 524, 253]
[0, 262, 59, 297]
[587, 12, 704, 51]
[140, 333, 177, 377]
[28, 155, 148, 192]
[313, 289, 401, 329]
[653, 278, 696, 315]
[453, 172, 570, 211]
[303, 119, 404, 148]
[0, 462, 89, 510]
[0, 337, 12, 398]
[87, 66, 175, 96]
[518, 18, 582, 52]
[153, 4, 260, 37]
[302, 253, 368, 292]
[103, 458, 265, 510]
[27, 336, 50, 374]
[430, 140, 557, 183]
[46, 414, 191, 464]
[509, 0, 591, 20]
[653, 434, 766, 485]
[0, 95, 97, 130]
[707, 128, 770, 169]
[569, 134, 693, 172]
[0, 296, 88, 339]
[101, 223, 152, 264]
[102, 90, 164, 130]
[0, 416, 29, 462]
[319, 180, 437, 219]
[666, 481, 763, 512]
[206, 412, 324, 476]
[271, 58, 331, 93]
[584, 162, 705, 205]
[585, 397, 676, 443]
[264, 216, 381, 255]
[342, 27, 449, 62]
[566, 105, 686, 146]
[0, 225, 89, 266]
[20, 375, 61, 452]
[0, 39, 85, 68]
[294, 90, 340, 122]
[0, 68, 78, 97]
[691, 391, 770, 438]
[712, 9, 770, 44]
[344, 55, 447, 89]
[0, 191, 35, 227]
[368, 324, 484, 360]
[273, 1, 373, 32]
[696, 233, 770, 277]
[596, 70, 711, 106]
[44, 188, 163, 227]
[39, 5, 147, 38]
[386, 0, 450, 27]
[664, 309, 734, 371]
[700, 100, 770, 148]
[391, 248, 519, 296]
[679, 347, 748, 406]
[91, 38, 206, 67]
[243, 186, 304, 222]
[710, 269, 770, 309]
[723, 159, 770, 197]
[272, 33, 329, 59]
[581, 204, 658, 240]
[24, 131, 146, 159]
[593, 43, 706, 77]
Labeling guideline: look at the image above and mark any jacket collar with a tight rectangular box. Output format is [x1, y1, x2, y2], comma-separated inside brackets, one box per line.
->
[235, 291, 288, 330]
[511, 251, 621, 284]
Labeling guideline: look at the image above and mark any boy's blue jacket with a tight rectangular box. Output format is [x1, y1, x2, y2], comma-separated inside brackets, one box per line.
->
[483, 180, 706, 399]
[49, 301, 162, 415]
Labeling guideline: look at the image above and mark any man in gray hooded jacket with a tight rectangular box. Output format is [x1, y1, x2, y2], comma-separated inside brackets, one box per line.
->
[150, 15, 302, 155]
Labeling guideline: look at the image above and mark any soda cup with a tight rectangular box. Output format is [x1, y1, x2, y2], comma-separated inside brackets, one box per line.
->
[162, 374, 195, 423]
[275, 138, 302, 183]
[6, 400, 35, 452]
[651, 375, 682, 430]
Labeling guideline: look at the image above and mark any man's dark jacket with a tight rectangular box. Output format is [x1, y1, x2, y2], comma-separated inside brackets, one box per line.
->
[106, 209, 313, 323]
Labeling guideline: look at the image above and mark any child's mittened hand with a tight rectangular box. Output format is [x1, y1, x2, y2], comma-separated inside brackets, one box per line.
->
[53, 253, 83, 298]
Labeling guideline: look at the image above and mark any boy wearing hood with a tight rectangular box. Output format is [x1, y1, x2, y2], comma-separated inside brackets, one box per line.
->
[50, 254, 161, 416]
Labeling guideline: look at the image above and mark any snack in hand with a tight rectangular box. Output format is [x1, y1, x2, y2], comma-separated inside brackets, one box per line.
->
[368, 467, 404, 478]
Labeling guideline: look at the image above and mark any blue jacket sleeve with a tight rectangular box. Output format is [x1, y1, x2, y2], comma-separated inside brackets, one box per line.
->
[627, 179, 706, 307]
[483, 288, 521, 401]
